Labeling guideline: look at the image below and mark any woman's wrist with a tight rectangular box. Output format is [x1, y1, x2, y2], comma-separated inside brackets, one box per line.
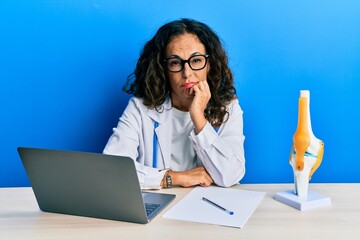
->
[161, 170, 173, 188]
[190, 112, 207, 134]
[168, 170, 181, 186]
[162, 170, 181, 187]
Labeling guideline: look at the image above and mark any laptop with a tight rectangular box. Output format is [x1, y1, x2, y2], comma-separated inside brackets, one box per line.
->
[17, 147, 175, 224]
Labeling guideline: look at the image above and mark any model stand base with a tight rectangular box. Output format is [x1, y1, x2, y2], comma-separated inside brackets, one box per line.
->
[274, 190, 331, 211]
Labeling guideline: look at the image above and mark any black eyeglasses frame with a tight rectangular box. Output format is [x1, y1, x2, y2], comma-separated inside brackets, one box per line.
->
[163, 54, 210, 73]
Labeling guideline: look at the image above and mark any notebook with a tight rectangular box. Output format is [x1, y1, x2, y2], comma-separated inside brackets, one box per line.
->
[17, 147, 175, 224]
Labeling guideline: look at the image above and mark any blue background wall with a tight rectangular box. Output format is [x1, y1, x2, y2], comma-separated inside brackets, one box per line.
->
[1, 1, 359, 187]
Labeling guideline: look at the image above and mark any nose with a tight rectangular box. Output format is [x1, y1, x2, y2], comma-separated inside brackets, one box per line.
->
[182, 62, 193, 78]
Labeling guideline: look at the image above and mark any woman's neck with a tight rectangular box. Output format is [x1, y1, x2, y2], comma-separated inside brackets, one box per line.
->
[171, 97, 191, 112]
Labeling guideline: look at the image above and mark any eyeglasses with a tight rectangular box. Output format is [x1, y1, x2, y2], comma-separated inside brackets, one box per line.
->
[164, 54, 209, 73]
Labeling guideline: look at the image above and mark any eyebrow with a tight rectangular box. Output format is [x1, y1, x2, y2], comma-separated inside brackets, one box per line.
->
[166, 52, 204, 59]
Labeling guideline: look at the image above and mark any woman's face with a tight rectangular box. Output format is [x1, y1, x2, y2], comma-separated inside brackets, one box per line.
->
[165, 33, 209, 107]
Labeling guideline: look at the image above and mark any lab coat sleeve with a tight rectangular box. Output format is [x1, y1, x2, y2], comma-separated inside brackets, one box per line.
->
[189, 99, 246, 187]
[103, 97, 164, 190]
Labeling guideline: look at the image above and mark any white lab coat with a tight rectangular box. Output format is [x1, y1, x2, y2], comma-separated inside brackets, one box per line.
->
[103, 96, 245, 189]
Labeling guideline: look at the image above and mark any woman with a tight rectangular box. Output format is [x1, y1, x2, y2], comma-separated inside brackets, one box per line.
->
[103, 18, 245, 189]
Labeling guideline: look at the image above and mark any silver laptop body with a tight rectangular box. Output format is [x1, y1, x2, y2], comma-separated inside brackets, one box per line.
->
[17, 147, 175, 224]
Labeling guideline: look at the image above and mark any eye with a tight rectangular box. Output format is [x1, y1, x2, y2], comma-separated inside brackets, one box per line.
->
[191, 56, 203, 64]
[168, 58, 181, 66]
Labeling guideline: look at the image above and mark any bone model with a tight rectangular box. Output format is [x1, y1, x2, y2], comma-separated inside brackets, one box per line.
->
[289, 90, 324, 199]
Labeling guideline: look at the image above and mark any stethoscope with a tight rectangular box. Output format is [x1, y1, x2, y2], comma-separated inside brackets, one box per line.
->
[152, 122, 159, 168]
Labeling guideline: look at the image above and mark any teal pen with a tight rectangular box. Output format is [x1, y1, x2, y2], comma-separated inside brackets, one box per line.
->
[202, 197, 234, 215]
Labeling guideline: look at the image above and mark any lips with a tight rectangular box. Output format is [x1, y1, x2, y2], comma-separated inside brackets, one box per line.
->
[181, 82, 197, 89]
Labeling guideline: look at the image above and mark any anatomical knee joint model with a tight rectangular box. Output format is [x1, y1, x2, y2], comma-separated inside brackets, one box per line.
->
[289, 90, 324, 199]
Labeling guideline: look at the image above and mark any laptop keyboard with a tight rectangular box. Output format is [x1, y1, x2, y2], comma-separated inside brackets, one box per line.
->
[145, 203, 160, 216]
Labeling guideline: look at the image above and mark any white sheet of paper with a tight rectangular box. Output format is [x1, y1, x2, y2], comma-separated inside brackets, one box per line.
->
[162, 186, 266, 228]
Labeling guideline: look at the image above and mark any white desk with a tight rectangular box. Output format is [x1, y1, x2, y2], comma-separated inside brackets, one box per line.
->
[1, 184, 359, 240]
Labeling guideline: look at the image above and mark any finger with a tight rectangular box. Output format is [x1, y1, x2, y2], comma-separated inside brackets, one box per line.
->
[188, 87, 194, 95]
[201, 179, 212, 187]
[197, 169, 212, 185]
[195, 82, 205, 92]
[195, 82, 211, 98]
[202, 169, 214, 184]
[192, 85, 206, 98]
[205, 174, 214, 185]
[191, 84, 200, 93]
[198, 80, 209, 90]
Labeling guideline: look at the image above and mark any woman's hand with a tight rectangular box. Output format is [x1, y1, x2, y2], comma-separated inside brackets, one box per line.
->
[169, 166, 214, 188]
[189, 80, 211, 134]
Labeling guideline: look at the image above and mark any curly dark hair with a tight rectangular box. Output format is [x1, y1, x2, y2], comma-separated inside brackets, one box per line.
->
[123, 18, 237, 127]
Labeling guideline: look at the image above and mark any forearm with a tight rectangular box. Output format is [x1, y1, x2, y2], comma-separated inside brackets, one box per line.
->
[165, 167, 214, 188]
[190, 109, 207, 135]
[190, 123, 246, 187]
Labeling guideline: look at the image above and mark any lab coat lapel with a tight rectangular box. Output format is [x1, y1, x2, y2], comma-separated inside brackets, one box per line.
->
[155, 120, 172, 169]
[146, 98, 172, 169]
